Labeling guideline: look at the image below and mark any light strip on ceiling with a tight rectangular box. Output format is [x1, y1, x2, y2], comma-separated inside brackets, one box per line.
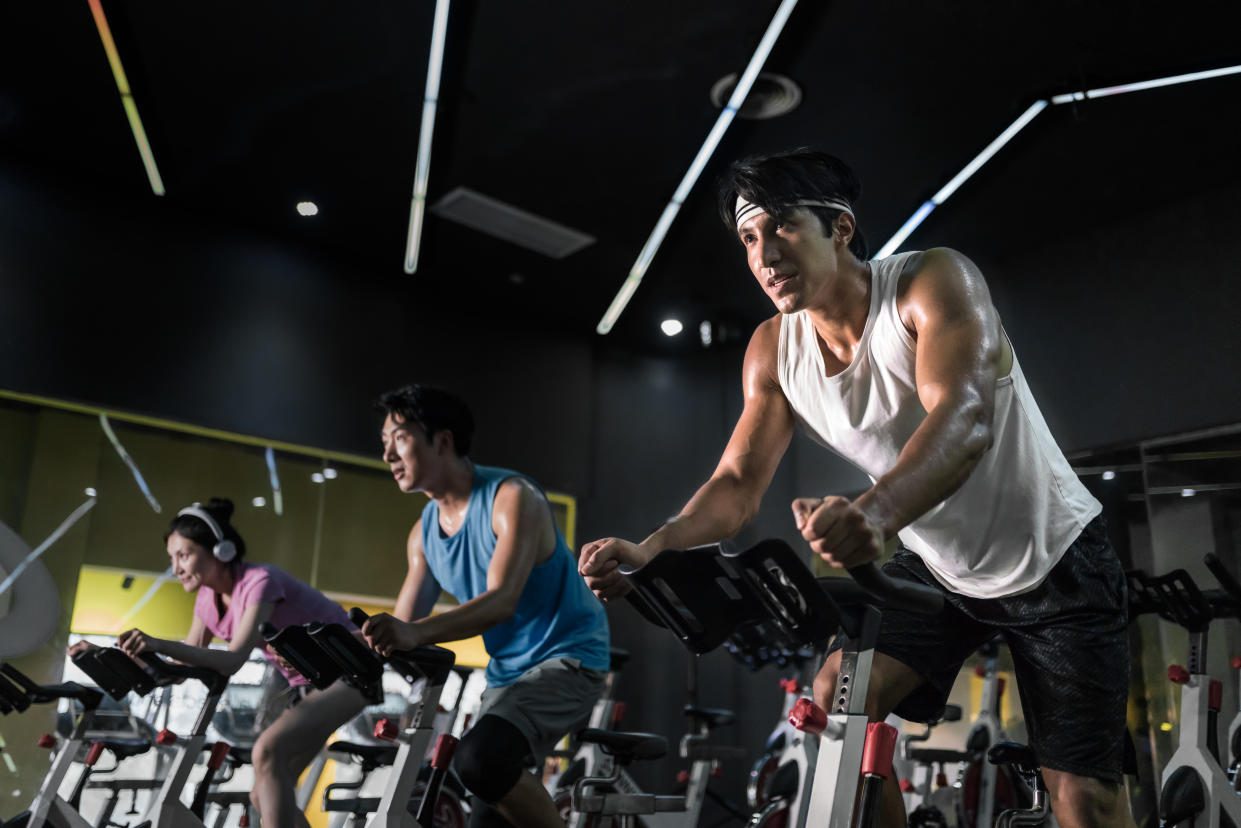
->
[877, 63, 1241, 259]
[86, 0, 165, 196]
[596, 0, 800, 335]
[1051, 64, 1241, 104]
[404, 0, 452, 274]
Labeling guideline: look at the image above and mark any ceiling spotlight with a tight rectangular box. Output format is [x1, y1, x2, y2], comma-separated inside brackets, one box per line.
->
[323, 468, 338, 480]
[699, 321, 713, 347]
[252, 496, 267, 507]
[84, 487, 98, 497]
[311, 472, 325, 483]
[661, 319, 684, 337]
[296, 201, 319, 217]
[1101, 470, 1116, 481]
[1181, 488, 1196, 498]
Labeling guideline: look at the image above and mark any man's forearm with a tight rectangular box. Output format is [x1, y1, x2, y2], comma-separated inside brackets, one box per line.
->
[410, 591, 512, 646]
[856, 395, 991, 537]
[638, 475, 758, 558]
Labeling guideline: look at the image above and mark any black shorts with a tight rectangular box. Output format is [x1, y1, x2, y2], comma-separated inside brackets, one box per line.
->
[828, 514, 1130, 783]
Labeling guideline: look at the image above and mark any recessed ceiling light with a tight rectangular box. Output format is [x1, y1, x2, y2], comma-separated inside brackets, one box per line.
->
[709, 72, 802, 120]
[661, 319, 684, 337]
[85, 487, 98, 497]
[699, 321, 713, 347]
[311, 472, 325, 483]
[297, 201, 319, 217]
[252, 496, 267, 507]
[1181, 488, 1196, 497]
[323, 468, 338, 480]
[1101, 470, 1116, 481]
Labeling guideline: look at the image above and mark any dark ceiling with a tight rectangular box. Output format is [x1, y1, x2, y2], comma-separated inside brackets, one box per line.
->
[3, 1, 1240, 351]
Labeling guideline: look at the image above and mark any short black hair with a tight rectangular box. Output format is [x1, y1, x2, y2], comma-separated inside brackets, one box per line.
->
[164, 497, 247, 562]
[717, 147, 868, 260]
[377, 384, 475, 456]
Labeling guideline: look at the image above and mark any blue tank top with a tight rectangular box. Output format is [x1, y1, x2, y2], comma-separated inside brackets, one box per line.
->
[420, 465, 610, 686]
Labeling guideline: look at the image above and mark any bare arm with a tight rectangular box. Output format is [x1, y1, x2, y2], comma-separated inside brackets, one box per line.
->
[798, 248, 1008, 565]
[117, 600, 277, 676]
[391, 519, 441, 623]
[364, 479, 554, 655]
[580, 319, 795, 597]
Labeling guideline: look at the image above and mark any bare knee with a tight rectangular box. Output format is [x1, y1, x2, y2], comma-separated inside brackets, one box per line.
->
[813, 650, 922, 722]
[251, 732, 284, 777]
[1046, 771, 1131, 827]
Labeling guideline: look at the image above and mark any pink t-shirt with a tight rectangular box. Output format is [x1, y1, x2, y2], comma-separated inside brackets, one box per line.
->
[193, 562, 353, 686]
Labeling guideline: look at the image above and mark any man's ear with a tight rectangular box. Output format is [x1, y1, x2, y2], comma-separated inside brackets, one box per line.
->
[833, 211, 856, 247]
[433, 428, 455, 455]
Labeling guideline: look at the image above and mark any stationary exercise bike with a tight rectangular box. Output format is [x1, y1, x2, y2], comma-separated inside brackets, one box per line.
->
[1128, 554, 1241, 828]
[261, 609, 461, 828]
[613, 538, 944, 828]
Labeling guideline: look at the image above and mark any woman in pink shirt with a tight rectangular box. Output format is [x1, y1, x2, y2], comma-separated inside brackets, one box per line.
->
[78, 498, 369, 828]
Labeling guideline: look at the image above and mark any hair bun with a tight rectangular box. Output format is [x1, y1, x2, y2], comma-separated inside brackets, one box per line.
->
[204, 497, 235, 524]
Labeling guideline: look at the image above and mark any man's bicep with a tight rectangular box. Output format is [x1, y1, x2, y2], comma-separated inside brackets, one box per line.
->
[486, 480, 549, 595]
[908, 250, 1004, 413]
[714, 324, 795, 487]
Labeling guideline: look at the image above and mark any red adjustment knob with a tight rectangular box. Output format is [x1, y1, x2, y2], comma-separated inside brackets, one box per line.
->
[239, 816, 250, 828]
[1210, 679, 1223, 713]
[37, 733, 56, 749]
[676, 770, 689, 784]
[612, 701, 627, 726]
[431, 734, 458, 770]
[374, 718, 398, 741]
[974, 664, 986, 678]
[789, 698, 827, 735]
[207, 741, 232, 771]
[85, 741, 105, 766]
[156, 729, 178, 746]
[1232, 656, 1241, 670]
[936, 772, 948, 788]
[861, 722, 899, 779]
[899, 778, 915, 793]
[780, 678, 800, 694]
[1168, 665, 1191, 685]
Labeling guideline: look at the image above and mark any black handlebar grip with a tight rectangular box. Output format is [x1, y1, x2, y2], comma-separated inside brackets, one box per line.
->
[258, 622, 278, 641]
[348, 607, 369, 628]
[847, 562, 944, 615]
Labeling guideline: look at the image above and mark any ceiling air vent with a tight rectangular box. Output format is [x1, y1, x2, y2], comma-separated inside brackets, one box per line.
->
[709, 72, 802, 120]
[430, 187, 595, 259]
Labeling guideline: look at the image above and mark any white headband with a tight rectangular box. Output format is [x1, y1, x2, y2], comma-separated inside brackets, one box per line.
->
[735, 195, 854, 230]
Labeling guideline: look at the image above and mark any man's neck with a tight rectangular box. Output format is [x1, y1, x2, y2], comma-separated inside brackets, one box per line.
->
[429, 457, 476, 510]
[805, 258, 872, 358]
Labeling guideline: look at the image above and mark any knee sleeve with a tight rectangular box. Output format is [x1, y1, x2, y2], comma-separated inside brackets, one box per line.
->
[453, 715, 533, 804]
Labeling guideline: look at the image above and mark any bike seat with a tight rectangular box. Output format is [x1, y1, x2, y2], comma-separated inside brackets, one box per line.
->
[987, 741, 1039, 774]
[683, 705, 734, 728]
[328, 740, 399, 767]
[907, 747, 973, 765]
[98, 738, 151, 760]
[577, 728, 667, 763]
[228, 746, 253, 766]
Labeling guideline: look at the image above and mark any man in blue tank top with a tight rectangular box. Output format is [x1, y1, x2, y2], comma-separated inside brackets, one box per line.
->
[580, 149, 1133, 827]
[361, 384, 610, 828]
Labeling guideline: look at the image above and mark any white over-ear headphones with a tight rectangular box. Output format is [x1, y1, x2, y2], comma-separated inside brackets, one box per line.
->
[177, 504, 237, 563]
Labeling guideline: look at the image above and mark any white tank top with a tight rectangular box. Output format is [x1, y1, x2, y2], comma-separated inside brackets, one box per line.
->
[776, 251, 1101, 598]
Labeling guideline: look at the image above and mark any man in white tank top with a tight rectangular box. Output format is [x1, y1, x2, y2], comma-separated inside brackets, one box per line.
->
[580, 149, 1133, 827]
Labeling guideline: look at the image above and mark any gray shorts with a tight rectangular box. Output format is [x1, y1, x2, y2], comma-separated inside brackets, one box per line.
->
[478, 656, 605, 763]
